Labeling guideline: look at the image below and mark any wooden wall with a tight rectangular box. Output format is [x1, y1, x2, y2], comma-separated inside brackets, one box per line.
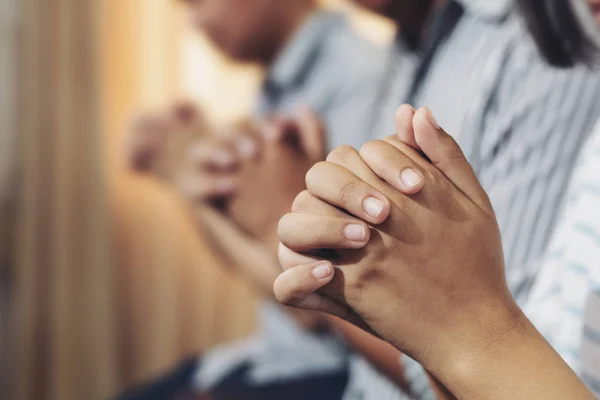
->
[0, 0, 18, 397]
[14, 0, 118, 399]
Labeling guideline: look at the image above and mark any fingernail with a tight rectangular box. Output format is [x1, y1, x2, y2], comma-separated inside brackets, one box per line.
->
[344, 224, 366, 242]
[425, 108, 440, 129]
[312, 263, 333, 280]
[400, 168, 423, 188]
[363, 197, 385, 219]
[237, 136, 258, 159]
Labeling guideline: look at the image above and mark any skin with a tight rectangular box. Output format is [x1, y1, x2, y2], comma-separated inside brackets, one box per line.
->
[125, 0, 444, 387]
[227, 111, 326, 251]
[125, 104, 315, 293]
[274, 105, 596, 399]
[352, 0, 438, 48]
[181, 0, 317, 64]
[125, 104, 426, 384]
[588, 0, 600, 24]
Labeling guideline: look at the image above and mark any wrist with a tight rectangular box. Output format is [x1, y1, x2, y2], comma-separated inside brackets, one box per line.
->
[430, 298, 528, 394]
[434, 310, 594, 400]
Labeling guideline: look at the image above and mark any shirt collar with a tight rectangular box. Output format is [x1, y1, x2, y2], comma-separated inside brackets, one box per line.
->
[268, 11, 344, 90]
[455, 0, 513, 22]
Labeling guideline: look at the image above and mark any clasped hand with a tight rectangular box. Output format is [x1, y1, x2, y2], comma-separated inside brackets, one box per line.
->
[274, 105, 521, 380]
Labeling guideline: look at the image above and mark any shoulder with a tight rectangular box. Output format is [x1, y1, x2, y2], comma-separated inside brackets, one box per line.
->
[319, 12, 389, 85]
[489, 16, 600, 136]
[500, 15, 600, 90]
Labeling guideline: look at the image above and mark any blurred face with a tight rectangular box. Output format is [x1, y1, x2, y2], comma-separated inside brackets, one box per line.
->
[587, 0, 600, 24]
[352, 0, 432, 21]
[352, 0, 395, 14]
[184, 0, 281, 61]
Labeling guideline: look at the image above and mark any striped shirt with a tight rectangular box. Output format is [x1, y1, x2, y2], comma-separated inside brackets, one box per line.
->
[525, 123, 600, 397]
[375, 0, 600, 302]
[257, 10, 386, 150]
[366, 0, 600, 398]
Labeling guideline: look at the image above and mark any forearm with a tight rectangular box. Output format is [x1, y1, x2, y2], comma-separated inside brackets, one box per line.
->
[198, 207, 279, 298]
[214, 239, 279, 299]
[200, 210, 329, 329]
[434, 311, 594, 400]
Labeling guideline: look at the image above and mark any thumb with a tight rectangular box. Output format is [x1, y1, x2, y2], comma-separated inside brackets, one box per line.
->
[294, 106, 327, 163]
[413, 107, 494, 216]
[272, 261, 374, 334]
[125, 111, 172, 171]
[395, 104, 419, 150]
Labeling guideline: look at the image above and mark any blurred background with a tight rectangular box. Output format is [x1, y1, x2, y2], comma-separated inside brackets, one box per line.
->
[0, 0, 393, 398]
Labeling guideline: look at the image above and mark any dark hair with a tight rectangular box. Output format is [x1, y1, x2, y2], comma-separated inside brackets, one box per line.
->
[517, 0, 599, 67]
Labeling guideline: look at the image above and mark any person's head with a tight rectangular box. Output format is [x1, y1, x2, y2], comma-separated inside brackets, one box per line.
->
[352, 0, 433, 19]
[351, 0, 435, 48]
[517, 0, 600, 67]
[180, 0, 317, 64]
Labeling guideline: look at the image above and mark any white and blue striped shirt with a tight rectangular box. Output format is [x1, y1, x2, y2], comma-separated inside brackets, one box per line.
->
[526, 122, 600, 397]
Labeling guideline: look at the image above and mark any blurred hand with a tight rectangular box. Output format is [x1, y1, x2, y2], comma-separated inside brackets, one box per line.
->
[274, 106, 519, 377]
[125, 103, 331, 333]
[228, 107, 327, 247]
[125, 101, 243, 208]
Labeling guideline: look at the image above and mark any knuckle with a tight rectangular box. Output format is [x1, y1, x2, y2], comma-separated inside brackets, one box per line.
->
[305, 161, 330, 189]
[424, 168, 445, 191]
[291, 190, 312, 212]
[338, 180, 358, 205]
[277, 213, 295, 242]
[446, 148, 466, 165]
[326, 145, 358, 164]
[441, 137, 466, 164]
[278, 243, 299, 271]
[361, 141, 396, 172]
[359, 140, 385, 159]
[273, 276, 294, 305]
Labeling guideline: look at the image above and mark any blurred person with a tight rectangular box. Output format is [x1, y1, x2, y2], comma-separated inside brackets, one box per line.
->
[182, 0, 386, 148]
[181, 0, 392, 397]
[126, 0, 600, 399]
[119, 0, 392, 399]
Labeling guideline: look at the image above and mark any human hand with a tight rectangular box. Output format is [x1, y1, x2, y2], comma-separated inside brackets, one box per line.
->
[125, 101, 246, 209]
[228, 107, 327, 247]
[272, 105, 427, 318]
[275, 106, 519, 378]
